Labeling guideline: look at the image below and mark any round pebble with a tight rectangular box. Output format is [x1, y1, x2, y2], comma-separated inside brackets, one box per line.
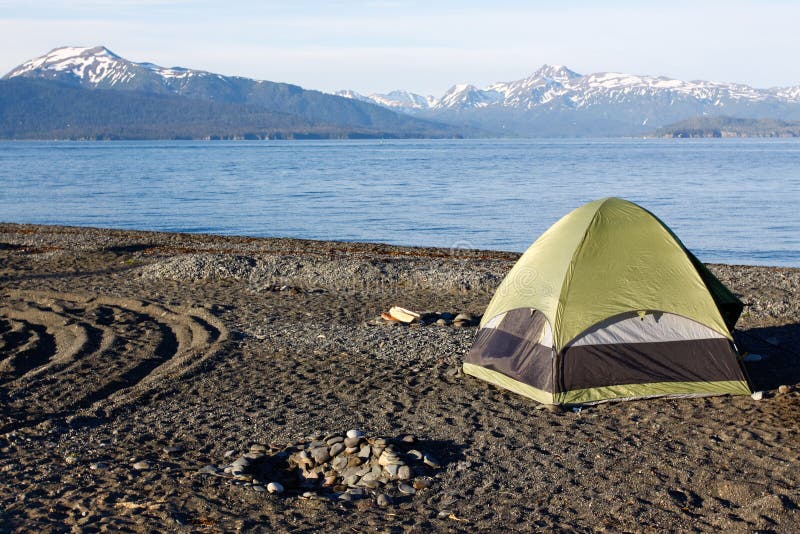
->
[344, 437, 361, 448]
[252, 485, 266, 493]
[267, 482, 284, 494]
[346, 429, 364, 439]
[90, 462, 109, 470]
[778, 384, 791, 394]
[330, 443, 345, 457]
[376, 493, 392, 507]
[162, 445, 184, 455]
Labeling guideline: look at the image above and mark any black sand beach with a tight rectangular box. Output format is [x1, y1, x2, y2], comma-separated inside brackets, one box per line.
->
[1, 223, 799, 532]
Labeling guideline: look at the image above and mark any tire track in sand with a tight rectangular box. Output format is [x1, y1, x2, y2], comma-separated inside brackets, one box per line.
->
[0, 290, 228, 432]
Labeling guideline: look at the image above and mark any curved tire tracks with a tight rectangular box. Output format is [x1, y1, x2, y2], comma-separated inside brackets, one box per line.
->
[0, 290, 229, 432]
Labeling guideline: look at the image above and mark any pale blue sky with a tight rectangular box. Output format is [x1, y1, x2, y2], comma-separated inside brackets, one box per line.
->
[2, 0, 799, 95]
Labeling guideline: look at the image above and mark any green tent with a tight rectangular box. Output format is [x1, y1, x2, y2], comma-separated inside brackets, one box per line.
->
[464, 197, 751, 405]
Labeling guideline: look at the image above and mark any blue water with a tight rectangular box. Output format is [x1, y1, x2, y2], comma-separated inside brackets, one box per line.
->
[1, 139, 799, 267]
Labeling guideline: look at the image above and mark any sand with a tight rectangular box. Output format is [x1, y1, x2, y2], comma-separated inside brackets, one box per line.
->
[1, 223, 799, 532]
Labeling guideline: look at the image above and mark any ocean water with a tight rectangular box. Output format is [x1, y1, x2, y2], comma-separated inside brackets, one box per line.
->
[1, 138, 799, 267]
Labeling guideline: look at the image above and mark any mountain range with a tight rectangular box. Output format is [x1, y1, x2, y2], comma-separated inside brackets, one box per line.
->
[0, 46, 460, 139]
[338, 65, 800, 136]
[3, 46, 800, 139]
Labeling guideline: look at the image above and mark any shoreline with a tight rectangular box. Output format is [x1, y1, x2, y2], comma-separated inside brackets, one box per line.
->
[1, 222, 799, 531]
[2, 221, 796, 270]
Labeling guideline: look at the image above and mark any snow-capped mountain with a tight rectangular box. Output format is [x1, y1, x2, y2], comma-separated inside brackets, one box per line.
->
[336, 64, 800, 135]
[4, 46, 223, 93]
[3, 46, 459, 138]
[334, 89, 436, 114]
[6, 47, 800, 137]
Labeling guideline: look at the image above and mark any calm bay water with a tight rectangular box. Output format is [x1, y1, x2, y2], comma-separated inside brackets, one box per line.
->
[1, 138, 799, 266]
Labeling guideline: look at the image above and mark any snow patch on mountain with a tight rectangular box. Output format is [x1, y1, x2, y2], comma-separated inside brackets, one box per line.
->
[337, 63, 799, 116]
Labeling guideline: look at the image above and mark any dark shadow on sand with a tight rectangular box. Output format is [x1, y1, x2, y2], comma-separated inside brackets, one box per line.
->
[736, 323, 800, 391]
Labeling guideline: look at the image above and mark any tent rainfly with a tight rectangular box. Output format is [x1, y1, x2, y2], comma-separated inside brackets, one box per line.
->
[464, 197, 751, 405]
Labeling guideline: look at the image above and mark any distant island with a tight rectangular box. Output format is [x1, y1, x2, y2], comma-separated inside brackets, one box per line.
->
[3, 46, 800, 139]
[653, 116, 800, 138]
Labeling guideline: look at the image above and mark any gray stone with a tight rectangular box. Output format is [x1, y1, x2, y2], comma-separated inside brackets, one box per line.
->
[452, 320, 467, 329]
[436, 318, 449, 326]
[310, 447, 331, 464]
[397, 465, 411, 480]
[343, 474, 360, 487]
[309, 440, 326, 448]
[132, 460, 152, 471]
[356, 466, 371, 476]
[90, 462, 109, 470]
[231, 456, 252, 469]
[361, 479, 380, 489]
[377, 493, 392, 507]
[385, 464, 400, 478]
[400, 435, 415, 443]
[326, 436, 344, 446]
[162, 445, 184, 455]
[360, 471, 379, 483]
[329, 443, 345, 457]
[345, 446, 359, 455]
[358, 445, 371, 459]
[344, 437, 361, 448]
[347, 429, 365, 439]
[223, 449, 236, 458]
[252, 485, 266, 493]
[398, 483, 416, 495]
[454, 313, 474, 323]
[338, 492, 353, 502]
[379, 450, 402, 466]
[331, 456, 348, 471]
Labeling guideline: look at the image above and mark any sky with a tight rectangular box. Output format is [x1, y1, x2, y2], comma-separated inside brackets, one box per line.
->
[1, 0, 799, 96]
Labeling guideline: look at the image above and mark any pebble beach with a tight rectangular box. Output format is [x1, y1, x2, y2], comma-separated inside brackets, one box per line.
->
[1, 223, 799, 532]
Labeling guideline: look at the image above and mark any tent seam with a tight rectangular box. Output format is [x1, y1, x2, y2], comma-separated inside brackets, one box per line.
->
[554, 197, 609, 351]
